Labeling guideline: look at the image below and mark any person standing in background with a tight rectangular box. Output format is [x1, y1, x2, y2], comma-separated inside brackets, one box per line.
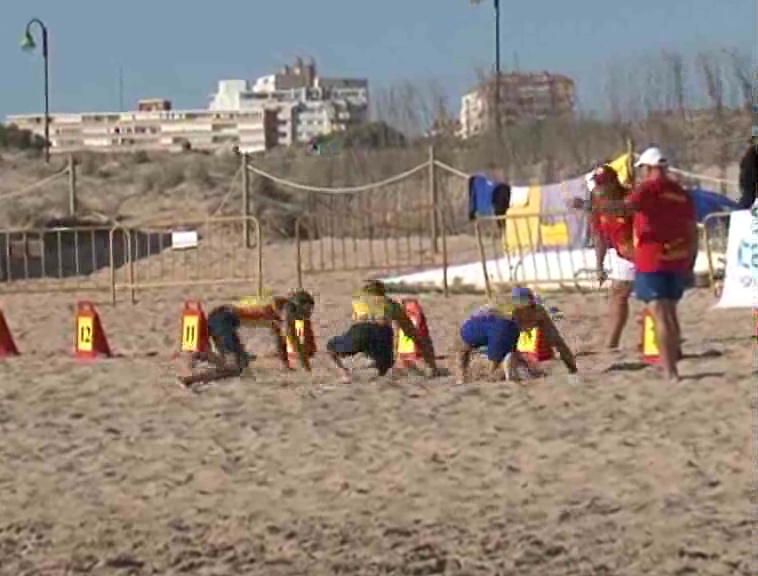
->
[624, 147, 697, 381]
[567, 164, 635, 350]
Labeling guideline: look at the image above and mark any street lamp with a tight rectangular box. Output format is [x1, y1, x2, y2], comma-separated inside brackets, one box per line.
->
[20, 18, 50, 163]
[471, 0, 501, 136]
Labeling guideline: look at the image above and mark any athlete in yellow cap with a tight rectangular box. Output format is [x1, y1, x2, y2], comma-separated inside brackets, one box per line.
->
[178, 289, 315, 387]
[326, 279, 440, 383]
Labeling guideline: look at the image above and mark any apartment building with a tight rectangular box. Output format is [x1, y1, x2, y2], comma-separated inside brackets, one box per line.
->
[209, 58, 369, 146]
[458, 71, 575, 139]
[8, 58, 368, 153]
[7, 98, 278, 154]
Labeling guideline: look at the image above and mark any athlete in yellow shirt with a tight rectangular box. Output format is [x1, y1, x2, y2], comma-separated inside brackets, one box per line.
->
[326, 280, 440, 383]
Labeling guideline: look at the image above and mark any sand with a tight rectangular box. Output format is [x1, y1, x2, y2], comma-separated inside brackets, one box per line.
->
[0, 239, 754, 575]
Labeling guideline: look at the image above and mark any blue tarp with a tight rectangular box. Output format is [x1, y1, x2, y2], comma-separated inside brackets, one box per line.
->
[468, 174, 496, 218]
[689, 187, 738, 224]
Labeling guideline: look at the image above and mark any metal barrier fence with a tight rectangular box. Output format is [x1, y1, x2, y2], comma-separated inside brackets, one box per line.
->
[0, 225, 132, 299]
[0, 216, 263, 304]
[474, 211, 600, 299]
[118, 216, 263, 303]
[295, 205, 449, 293]
[474, 210, 734, 299]
[700, 210, 732, 296]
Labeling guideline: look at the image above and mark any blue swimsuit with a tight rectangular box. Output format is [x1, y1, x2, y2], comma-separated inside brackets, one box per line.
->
[460, 311, 520, 363]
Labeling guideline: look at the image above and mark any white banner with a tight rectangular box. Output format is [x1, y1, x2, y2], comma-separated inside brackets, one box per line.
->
[716, 209, 757, 308]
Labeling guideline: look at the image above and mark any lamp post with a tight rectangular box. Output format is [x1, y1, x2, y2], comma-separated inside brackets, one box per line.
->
[471, 0, 501, 137]
[21, 18, 50, 163]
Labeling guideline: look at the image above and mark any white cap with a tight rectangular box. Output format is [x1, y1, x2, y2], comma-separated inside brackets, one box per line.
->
[634, 147, 667, 167]
[585, 172, 596, 192]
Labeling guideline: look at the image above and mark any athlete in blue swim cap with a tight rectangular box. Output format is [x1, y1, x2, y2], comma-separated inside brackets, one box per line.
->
[455, 287, 577, 384]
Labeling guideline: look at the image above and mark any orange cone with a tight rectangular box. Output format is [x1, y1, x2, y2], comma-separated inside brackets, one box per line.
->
[396, 298, 432, 368]
[641, 309, 659, 364]
[75, 301, 112, 359]
[179, 301, 209, 354]
[516, 326, 554, 362]
[0, 308, 19, 358]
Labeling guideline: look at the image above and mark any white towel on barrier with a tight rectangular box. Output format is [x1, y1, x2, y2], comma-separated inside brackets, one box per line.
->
[509, 185, 530, 207]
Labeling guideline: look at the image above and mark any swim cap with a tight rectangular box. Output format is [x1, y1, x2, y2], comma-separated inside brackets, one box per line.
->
[362, 279, 386, 296]
[290, 289, 314, 307]
[511, 287, 534, 305]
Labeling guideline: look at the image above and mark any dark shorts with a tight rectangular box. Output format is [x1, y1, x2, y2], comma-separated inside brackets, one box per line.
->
[207, 306, 243, 355]
[634, 271, 686, 302]
[327, 322, 394, 375]
[460, 315, 519, 364]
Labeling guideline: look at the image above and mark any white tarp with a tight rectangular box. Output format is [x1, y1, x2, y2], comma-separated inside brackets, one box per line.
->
[716, 209, 757, 308]
[382, 249, 601, 291]
[383, 248, 719, 293]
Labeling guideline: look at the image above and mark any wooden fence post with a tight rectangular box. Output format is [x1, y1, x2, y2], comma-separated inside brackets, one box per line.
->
[68, 155, 77, 217]
[241, 153, 250, 248]
[428, 145, 438, 254]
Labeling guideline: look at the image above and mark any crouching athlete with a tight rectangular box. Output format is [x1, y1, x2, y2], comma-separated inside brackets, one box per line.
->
[326, 280, 440, 383]
[178, 289, 315, 387]
[456, 287, 578, 385]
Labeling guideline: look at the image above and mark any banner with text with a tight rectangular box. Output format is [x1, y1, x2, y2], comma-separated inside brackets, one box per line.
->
[716, 208, 757, 308]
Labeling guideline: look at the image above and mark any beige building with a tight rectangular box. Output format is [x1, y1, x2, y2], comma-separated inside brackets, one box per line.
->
[7, 98, 279, 154]
[6, 58, 368, 154]
[458, 71, 575, 138]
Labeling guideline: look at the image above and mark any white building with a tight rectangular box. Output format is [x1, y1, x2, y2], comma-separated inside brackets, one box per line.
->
[209, 58, 369, 146]
[7, 98, 278, 154]
[6, 58, 368, 154]
[458, 71, 575, 139]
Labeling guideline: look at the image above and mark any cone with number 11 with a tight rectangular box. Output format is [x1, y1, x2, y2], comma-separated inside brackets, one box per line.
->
[179, 301, 209, 354]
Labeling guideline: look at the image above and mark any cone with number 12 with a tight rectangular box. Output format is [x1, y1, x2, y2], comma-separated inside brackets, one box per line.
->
[75, 301, 112, 359]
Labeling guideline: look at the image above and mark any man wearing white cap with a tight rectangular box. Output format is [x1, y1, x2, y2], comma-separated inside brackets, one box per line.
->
[624, 147, 697, 381]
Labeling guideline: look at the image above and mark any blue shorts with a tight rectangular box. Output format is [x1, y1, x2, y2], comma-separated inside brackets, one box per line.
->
[634, 272, 686, 302]
[460, 315, 519, 364]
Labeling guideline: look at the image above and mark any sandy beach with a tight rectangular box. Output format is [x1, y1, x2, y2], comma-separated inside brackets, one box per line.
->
[0, 238, 754, 575]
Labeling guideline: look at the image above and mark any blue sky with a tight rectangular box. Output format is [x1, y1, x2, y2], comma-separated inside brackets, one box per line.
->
[1, 0, 754, 120]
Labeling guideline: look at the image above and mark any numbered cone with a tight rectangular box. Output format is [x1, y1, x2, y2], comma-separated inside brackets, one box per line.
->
[0, 308, 19, 358]
[517, 326, 553, 363]
[179, 301, 209, 354]
[641, 309, 660, 364]
[75, 301, 112, 359]
[396, 298, 431, 368]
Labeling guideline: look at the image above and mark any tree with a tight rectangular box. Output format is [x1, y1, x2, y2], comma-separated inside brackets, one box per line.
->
[314, 122, 407, 153]
[0, 123, 46, 151]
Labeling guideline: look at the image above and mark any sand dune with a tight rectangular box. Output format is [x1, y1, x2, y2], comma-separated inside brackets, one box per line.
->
[0, 239, 754, 575]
